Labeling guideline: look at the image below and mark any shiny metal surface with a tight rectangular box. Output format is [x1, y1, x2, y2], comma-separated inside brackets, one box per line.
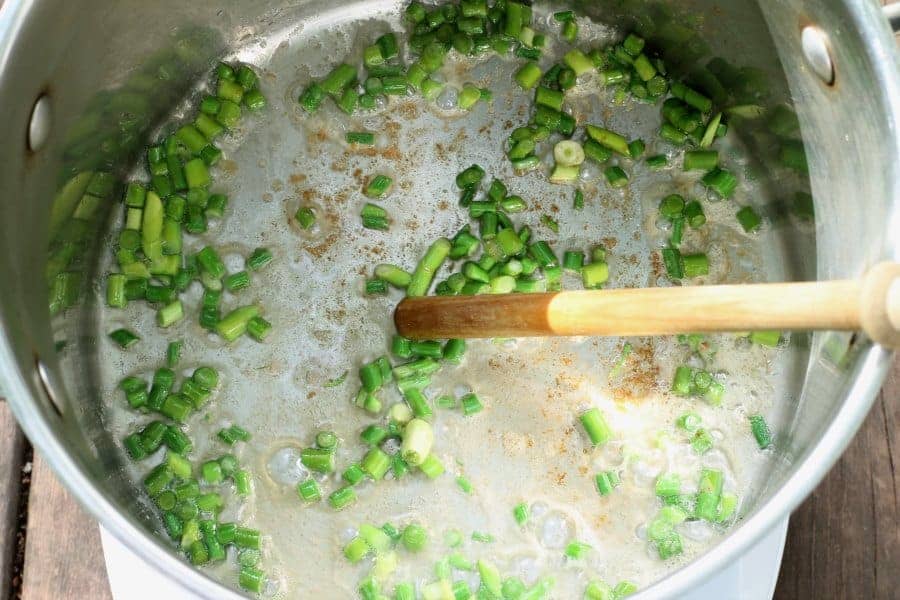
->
[800, 26, 835, 85]
[27, 93, 52, 153]
[0, 0, 897, 598]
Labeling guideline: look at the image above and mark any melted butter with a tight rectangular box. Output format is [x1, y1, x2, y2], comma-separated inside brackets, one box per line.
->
[92, 7, 805, 597]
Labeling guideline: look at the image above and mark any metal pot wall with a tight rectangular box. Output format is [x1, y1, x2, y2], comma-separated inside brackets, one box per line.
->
[0, 0, 897, 598]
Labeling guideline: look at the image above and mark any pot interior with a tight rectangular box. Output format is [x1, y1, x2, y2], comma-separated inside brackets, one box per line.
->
[0, 0, 896, 598]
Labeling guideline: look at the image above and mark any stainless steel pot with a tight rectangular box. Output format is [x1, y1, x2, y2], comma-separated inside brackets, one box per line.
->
[0, 0, 897, 598]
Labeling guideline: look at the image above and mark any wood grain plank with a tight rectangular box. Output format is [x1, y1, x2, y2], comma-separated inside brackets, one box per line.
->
[775, 358, 899, 598]
[0, 403, 25, 599]
[21, 453, 113, 600]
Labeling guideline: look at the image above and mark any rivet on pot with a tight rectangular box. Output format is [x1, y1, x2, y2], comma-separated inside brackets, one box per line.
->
[800, 26, 835, 86]
[35, 356, 64, 416]
[27, 94, 51, 152]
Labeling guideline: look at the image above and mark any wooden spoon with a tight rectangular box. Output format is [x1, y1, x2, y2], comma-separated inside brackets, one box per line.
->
[395, 262, 900, 349]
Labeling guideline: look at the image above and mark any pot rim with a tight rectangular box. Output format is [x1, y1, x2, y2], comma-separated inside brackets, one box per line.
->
[0, 0, 897, 598]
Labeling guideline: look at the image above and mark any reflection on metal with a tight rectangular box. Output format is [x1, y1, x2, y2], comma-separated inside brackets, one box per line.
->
[45, 26, 221, 317]
[884, 2, 900, 33]
[35, 356, 63, 415]
[801, 26, 835, 85]
[27, 94, 51, 152]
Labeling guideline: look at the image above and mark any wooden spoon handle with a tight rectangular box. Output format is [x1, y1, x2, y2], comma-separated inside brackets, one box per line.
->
[394, 262, 900, 348]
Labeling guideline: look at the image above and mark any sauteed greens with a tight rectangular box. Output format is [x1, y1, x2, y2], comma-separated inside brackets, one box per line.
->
[102, 0, 793, 596]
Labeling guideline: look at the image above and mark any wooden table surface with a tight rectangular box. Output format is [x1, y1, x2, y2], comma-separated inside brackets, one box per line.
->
[0, 357, 895, 599]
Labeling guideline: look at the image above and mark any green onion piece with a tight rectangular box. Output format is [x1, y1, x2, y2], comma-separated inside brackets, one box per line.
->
[361, 202, 389, 230]
[407, 238, 451, 296]
[563, 49, 593, 76]
[458, 84, 482, 110]
[456, 475, 473, 494]
[554, 140, 585, 167]
[346, 131, 376, 145]
[604, 166, 629, 188]
[623, 33, 645, 55]
[582, 262, 609, 290]
[586, 125, 631, 156]
[749, 415, 773, 448]
[537, 215, 558, 235]
[320, 63, 356, 96]
[234, 470, 252, 495]
[584, 140, 612, 165]
[565, 540, 592, 559]
[684, 150, 719, 171]
[655, 473, 682, 499]
[295, 206, 316, 229]
[736, 206, 762, 232]
[392, 335, 413, 358]
[628, 139, 645, 159]
[682, 253, 709, 277]
[143, 464, 174, 497]
[156, 300, 184, 328]
[342, 464, 366, 486]
[401, 418, 434, 466]
[695, 468, 724, 521]
[513, 503, 529, 526]
[434, 395, 456, 409]
[701, 167, 738, 198]
[365, 174, 393, 198]
[361, 447, 391, 480]
[238, 567, 266, 593]
[359, 361, 383, 393]
[460, 393, 483, 416]
[344, 535, 370, 563]
[328, 486, 357, 510]
[562, 250, 584, 272]
[300, 447, 335, 473]
[671, 365, 694, 396]
[503, 578, 527, 599]
[646, 154, 668, 169]
[109, 328, 139, 349]
[561, 19, 578, 42]
[358, 425, 386, 448]
[224, 270, 250, 293]
[419, 453, 444, 479]
[478, 559, 503, 597]
[515, 63, 542, 90]
[700, 112, 723, 148]
[375, 264, 412, 289]
[296, 478, 321, 502]
[691, 428, 714, 454]
[671, 81, 713, 112]
[366, 279, 387, 295]
[580, 408, 612, 446]
[139, 421, 167, 454]
[659, 123, 687, 145]
[684, 200, 706, 228]
[717, 493, 739, 523]
[659, 194, 685, 219]
[676, 412, 702, 432]
[395, 582, 416, 600]
[401, 523, 428, 552]
[215, 305, 260, 342]
[661, 247, 684, 279]
[749, 330, 781, 347]
[471, 531, 494, 543]
[442, 339, 466, 363]
[595, 470, 620, 496]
